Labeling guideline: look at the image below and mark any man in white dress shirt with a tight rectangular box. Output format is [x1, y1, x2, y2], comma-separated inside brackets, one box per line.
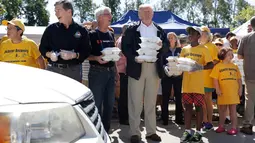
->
[121, 4, 168, 143]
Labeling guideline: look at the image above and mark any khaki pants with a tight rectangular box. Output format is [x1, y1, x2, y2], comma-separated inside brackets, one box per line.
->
[82, 80, 89, 86]
[244, 80, 255, 124]
[128, 63, 159, 136]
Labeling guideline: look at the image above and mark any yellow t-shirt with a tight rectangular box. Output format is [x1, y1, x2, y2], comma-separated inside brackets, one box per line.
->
[0, 35, 27, 45]
[0, 38, 41, 68]
[210, 62, 241, 105]
[203, 42, 219, 88]
[0, 35, 9, 45]
[233, 49, 237, 54]
[180, 44, 212, 94]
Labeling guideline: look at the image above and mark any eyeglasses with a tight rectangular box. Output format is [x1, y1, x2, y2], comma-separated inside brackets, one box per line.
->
[102, 13, 112, 16]
[215, 43, 223, 46]
[5, 26, 22, 31]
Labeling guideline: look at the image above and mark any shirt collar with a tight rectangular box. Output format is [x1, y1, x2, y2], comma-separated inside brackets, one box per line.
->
[170, 47, 176, 52]
[57, 19, 75, 29]
[137, 21, 158, 31]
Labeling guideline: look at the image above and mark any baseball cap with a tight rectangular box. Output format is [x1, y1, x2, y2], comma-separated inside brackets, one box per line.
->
[179, 34, 187, 38]
[200, 26, 211, 33]
[186, 26, 202, 36]
[2, 19, 25, 32]
[213, 38, 223, 45]
[230, 36, 238, 42]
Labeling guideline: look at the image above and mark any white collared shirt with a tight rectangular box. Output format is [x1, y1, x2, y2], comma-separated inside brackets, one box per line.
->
[138, 22, 158, 38]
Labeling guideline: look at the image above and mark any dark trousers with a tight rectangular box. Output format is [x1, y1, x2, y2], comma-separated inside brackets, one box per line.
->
[88, 66, 116, 133]
[47, 64, 82, 82]
[161, 76, 183, 122]
[118, 73, 129, 123]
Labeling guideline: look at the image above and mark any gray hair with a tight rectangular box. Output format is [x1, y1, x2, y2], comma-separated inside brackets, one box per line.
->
[138, 4, 153, 19]
[95, 6, 111, 21]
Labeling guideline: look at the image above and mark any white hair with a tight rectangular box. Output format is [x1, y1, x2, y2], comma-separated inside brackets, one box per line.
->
[138, 4, 153, 11]
[138, 4, 153, 19]
[95, 6, 111, 21]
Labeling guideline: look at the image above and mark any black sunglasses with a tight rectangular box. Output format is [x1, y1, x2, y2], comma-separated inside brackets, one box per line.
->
[215, 43, 223, 46]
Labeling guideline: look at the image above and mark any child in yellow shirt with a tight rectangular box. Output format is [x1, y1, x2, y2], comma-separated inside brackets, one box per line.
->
[180, 26, 213, 143]
[210, 47, 242, 135]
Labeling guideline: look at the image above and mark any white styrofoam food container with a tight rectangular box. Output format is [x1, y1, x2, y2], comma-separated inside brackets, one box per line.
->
[101, 47, 121, 55]
[137, 49, 158, 56]
[140, 37, 161, 43]
[102, 55, 120, 61]
[136, 55, 157, 62]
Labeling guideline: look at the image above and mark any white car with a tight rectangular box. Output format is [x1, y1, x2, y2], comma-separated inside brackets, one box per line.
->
[0, 62, 110, 143]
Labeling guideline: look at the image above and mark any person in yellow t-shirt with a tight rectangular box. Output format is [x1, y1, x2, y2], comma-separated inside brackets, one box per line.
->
[0, 35, 28, 45]
[180, 26, 213, 143]
[200, 26, 219, 130]
[210, 47, 242, 135]
[0, 35, 8, 45]
[0, 19, 45, 69]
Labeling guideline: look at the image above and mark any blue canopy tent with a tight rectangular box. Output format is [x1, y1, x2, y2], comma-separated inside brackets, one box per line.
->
[111, 10, 230, 36]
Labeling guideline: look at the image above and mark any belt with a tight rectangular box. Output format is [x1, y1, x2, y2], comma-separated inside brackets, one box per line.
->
[49, 63, 72, 69]
[90, 64, 115, 71]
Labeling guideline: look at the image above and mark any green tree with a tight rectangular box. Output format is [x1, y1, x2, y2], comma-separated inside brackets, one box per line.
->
[234, 0, 249, 26]
[0, 1, 5, 15]
[1, 0, 23, 20]
[0, 1, 6, 21]
[201, 0, 213, 26]
[73, 0, 98, 22]
[216, 0, 232, 27]
[236, 0, 249, 12]
[186, 0, 201, 24]
[136, 0, 143, 10]
[235, 5, 255, 23]
[123, 0, 136, 13]
[23, 0, 49, 26]
[156, 0, 187, 15]
[103, 0, 121, 22]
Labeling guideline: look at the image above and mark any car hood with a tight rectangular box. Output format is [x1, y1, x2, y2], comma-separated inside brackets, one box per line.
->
[0, 62, 92, 105]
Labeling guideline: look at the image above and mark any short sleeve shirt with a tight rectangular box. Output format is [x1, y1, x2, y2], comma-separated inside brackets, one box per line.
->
[180, 44, 212, 94]
[0, 38, 41, 68]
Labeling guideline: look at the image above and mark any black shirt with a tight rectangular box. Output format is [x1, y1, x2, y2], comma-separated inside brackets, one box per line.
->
[162, 47, 182, 65]
[39, 20, 91, 65]
[89, 29, 115, 67]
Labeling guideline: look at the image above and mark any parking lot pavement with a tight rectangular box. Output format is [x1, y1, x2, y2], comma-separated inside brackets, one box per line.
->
[109, 118, 255, 143]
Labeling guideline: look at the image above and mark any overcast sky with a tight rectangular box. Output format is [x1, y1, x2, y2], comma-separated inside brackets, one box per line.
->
[47, 0, 255, 24]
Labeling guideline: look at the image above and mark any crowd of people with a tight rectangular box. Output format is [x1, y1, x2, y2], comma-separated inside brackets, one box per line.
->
[0, 0, 255, 143]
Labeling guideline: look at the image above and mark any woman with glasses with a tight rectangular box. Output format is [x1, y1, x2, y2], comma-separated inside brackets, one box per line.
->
[213, 38, 224, 51]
